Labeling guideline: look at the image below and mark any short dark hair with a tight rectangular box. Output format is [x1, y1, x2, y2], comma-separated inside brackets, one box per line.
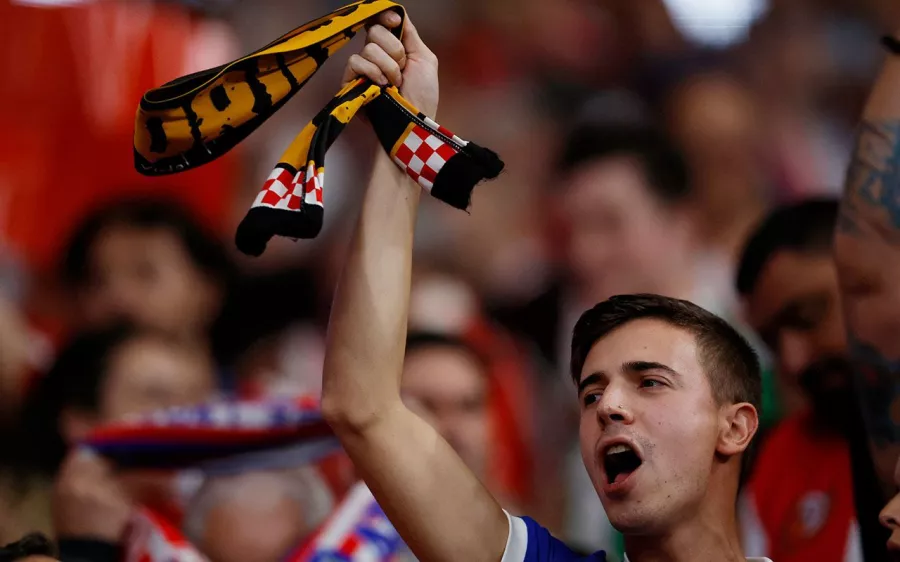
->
[736, 198, 839, 296]
[60, 196, 233, 289]
[16, 323, 175, 475]
[0, 533, 56, 562]
[570, 294, 761, 415]
[556, 123, 691, 205]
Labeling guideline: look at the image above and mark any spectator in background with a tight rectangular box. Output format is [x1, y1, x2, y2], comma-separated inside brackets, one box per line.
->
[60, 197, 233, 374]
[22, 323, 216, 476]
[4, 323, 216, 546]
[407, 271, 539, 521]
[184, 469, 333, 562]
[401, 333, 498, 497]
[493, 123, 720, 379]
[735, 199, 879, 562]
[664, 71, 769, 267]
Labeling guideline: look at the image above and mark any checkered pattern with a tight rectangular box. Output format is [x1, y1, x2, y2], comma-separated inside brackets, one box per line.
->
[392, 125, 458, 191]
[252, 165, 324, 211]
[304, 163, 325, 206]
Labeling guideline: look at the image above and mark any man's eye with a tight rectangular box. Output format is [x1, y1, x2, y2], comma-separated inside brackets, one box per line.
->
[640, 379, 664, 388]
[583, 392, 601, 407]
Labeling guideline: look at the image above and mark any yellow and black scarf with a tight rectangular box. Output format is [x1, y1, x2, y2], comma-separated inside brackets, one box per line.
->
[134, 0, 504, 256]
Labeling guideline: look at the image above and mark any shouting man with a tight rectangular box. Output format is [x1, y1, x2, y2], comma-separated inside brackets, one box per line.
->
[321, 10, 770, 562]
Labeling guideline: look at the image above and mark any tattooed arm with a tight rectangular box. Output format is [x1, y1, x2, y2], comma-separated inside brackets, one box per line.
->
[835, 50, 900, 490]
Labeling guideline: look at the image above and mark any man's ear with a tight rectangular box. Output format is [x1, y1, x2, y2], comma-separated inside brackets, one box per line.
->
[59, 406, 98, 446]
[717, 402, 758, 456]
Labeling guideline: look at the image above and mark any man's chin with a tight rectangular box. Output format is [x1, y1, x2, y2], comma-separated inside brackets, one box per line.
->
[605, 507, 661, 536]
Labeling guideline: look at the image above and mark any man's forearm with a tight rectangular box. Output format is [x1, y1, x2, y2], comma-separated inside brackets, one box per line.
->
[321, 150, 420, 430]
[321, 149, 508, 562]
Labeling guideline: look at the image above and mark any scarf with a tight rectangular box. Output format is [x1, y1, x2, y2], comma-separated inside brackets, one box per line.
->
[133, 0, 504, 257]
[84, 397, 405, 562]
[285, 482, 407, 562]
[85, 395, 337, 471]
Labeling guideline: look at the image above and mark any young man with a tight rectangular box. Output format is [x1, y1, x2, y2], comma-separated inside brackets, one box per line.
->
[321, 11, 770, 562]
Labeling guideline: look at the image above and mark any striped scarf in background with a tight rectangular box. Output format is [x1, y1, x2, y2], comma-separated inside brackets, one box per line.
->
[84, 397, 407, 562]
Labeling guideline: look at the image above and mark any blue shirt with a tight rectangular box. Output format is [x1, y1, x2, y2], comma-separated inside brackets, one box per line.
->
[501, 512, 774, 562]
[502, 513, 607, 562]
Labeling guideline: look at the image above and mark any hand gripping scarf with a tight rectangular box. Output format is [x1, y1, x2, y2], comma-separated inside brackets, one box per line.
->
[84, 397, 406, 562]
[133, 0, 505, 257]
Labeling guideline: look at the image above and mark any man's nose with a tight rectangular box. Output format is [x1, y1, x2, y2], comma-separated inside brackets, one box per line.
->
[778, 331, 814, 382]
[880, 501, 900, 552]
[595, 385, 634, 426]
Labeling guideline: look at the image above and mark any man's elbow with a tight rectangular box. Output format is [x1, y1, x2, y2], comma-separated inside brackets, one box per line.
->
[321, 386, 396, 436]
[321, 394, 366, 435]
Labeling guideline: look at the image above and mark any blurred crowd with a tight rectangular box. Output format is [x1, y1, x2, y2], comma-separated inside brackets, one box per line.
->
[1, 0, 898, 560]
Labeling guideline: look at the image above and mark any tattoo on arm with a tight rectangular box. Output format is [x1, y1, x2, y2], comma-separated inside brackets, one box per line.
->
[840, 118, 900, 449]
[839, 119, 900, 241]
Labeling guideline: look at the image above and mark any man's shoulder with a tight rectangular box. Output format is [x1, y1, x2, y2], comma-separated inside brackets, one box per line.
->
[503, 513, 607, 562]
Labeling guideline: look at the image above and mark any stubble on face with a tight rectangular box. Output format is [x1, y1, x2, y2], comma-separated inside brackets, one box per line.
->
[577, 319, 721, 533]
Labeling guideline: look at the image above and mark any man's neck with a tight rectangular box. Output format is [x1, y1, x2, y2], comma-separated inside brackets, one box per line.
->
[622, 502, 745, 562]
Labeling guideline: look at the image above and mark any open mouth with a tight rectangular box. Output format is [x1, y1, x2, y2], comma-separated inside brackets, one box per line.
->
[603, 443, 643, 485]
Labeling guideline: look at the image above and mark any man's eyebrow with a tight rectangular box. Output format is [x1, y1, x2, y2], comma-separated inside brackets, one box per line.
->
[577, 373, 604, 395]
[622, 360, 681, 377]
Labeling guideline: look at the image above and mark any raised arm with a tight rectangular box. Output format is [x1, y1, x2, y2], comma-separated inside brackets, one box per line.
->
[835, 36, 900, 489]
[320, 12, 508, 562]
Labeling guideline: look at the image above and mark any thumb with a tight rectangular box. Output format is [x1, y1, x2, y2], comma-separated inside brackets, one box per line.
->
[400, 16, 430, 58]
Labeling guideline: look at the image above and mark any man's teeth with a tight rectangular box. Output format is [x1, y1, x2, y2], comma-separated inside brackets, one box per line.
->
[607, 444, 631, 455]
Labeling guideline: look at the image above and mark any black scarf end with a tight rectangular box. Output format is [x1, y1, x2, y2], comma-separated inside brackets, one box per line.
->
[429, 145, 505, 211]
[235, 205, 324, 256]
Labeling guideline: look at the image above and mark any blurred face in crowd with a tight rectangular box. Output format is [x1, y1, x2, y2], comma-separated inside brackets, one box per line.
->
[61, 333, 215, 442]
[191, 472, 330, 562]
[743, 249, 850, 428]
[560, 156, 691, 302]
[667, 74, 764, 235]
[75, 225, 222, 341]
[401, 344, 489, 479]
[577, 319, 755, 535]
[99, 335, 215, 421]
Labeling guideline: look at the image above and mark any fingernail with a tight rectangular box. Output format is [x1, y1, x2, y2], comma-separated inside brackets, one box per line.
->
[389, 12, 401, 25]
[378, 75, 389, 86]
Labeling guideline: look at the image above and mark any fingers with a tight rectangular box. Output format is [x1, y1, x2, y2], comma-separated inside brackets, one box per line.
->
[376, 9, 402, 30]
[368, 24, 406, 70]
[343, 54, 388, 86]
[361, 41, 403, 86]
[342, 23, 406, 87]
[343, 11, 437, 89]
[399, 16, 434, 63]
